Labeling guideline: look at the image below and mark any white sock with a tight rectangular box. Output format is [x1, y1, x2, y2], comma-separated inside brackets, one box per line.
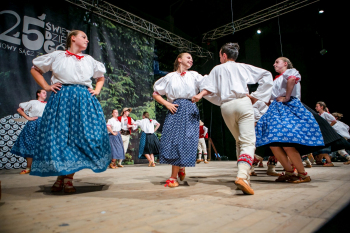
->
[267, 165, 276, 173]
[198, 153, 202, 160]
[204, 154, 207, 161]
[237, 162, 251, 181]
[305, 158, 312, 165]
[250, 166, 255, 173]
[118, 159, 123, 164]
[346, 155, 350, 160]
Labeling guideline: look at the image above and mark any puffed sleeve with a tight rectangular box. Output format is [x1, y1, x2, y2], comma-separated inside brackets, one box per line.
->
[19, 101, 32, 112]
[201, 66, 224, 106]
[32, 51, 60, 74]
[190, 71, 206, 90]
[153, 74, 171, 95]
[134, 120, 141, 127]
[244, 64, 273, 103]
[283, 68, 301, 83]
[324, 113, 337, 123]
[106, 118, 112, 126]
[152, 120, 160, 125]
[92, 59, 106, 79]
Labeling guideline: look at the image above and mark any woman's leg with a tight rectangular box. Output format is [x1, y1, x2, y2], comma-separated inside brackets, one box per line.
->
[26, 157, 33, 168]
[150, 154, 155, 163]
[283, 147, 305, 173]
[270, 147, 293, 171]
[321, 153, 334, 166]
[171, 165, 180, 178]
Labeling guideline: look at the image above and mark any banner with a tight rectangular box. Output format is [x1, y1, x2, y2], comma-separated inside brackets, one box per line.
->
[0, 1, 155, 169]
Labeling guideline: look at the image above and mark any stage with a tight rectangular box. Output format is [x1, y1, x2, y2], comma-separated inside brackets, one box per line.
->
[0, 161, 349, 232]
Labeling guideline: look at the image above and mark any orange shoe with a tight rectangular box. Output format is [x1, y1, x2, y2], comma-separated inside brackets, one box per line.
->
[164, 179, 179, 188]
[235, 178, 254, 195]
[19, 168, 31, 174]
[178, 168, 186, 181]
[109, 162, 118, 169]
[51, 178, 64, 192]
[64, 177, 76, 193]
[117, 164, 124, 168]
[204, 160, 209, 164]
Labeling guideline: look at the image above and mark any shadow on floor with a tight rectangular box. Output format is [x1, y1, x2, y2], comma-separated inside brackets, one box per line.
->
[316, 200, 350, 232]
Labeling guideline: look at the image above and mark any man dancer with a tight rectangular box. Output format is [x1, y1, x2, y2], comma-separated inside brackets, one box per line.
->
[117, 107, 135, 167]
[192, 43, 273, 195]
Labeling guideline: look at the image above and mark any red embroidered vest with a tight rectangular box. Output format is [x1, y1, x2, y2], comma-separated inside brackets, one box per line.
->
[117, 116, 132, 134]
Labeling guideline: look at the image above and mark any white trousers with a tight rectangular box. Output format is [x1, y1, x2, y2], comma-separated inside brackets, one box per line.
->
[121, 134, 130, 153]
[197, 138, 207, 154]
[220, 97, 255, 162]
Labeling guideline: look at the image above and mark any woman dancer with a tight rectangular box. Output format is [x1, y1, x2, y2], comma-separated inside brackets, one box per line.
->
[11, 89, 47, 174]
[153, 52, 203, 188]
[106, 109, 125, 169]
[29, 30, 111, 193]
[255, 57, 325, 183]
[332, 112, 350, 164]
[135, 112, 160, 167]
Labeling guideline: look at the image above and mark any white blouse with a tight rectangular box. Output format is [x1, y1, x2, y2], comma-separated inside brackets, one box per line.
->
[134, 119, 160, 133]
[33, 50, 106, 88]
[200, 61, 273, 106]
[271, 68, 301, 101]
[153, 71, 204, 103]
[19, 100, 46, 117]
[201, 126, 208, 137]
[120, 116, 136, 131]
[333, 120, 350, 139]
[106, 118, 121, 132]
[319, 112, 336, 124]
[253, 100, 269, 123]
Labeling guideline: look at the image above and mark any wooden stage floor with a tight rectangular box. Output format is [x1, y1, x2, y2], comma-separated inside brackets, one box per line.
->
[0, 161, 350, 233]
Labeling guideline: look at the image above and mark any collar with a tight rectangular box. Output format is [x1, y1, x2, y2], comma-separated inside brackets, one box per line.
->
[274, 71, 285, 81]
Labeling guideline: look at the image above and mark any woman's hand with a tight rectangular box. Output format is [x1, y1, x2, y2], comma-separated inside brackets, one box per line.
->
[191, 93, 203, 103]
[113, 132, 118, 136]
[28, 117, 38, 121]
[45, 83, 62, 94]
[166, 103, 179, 114]
[276, 96, 290, 102]
[88, 88, 100, 96]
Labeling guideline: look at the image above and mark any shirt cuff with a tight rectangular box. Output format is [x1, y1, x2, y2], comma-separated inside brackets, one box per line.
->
[287, 75, 300, 84]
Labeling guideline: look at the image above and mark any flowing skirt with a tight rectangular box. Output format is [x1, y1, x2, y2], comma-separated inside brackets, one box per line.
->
[159, 99, 199, 167]
[30, 84, 111, 177]
[138, 132, 160, 159]
[10, 117, 42, 158]
[109, 133, 125, 160]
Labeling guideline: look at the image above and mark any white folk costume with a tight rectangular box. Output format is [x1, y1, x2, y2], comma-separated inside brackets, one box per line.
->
[30, 50, 111, 177]
[319, 112, 350, 158]
[117, 115, 135, 153]
[197, 122, 208, 162]
[154, 71, 203, 167]
[201, 61, 273, 183]
[11, 100, 47, 158]
[135, 118, 160, 157]
[106, 118, 125, 160]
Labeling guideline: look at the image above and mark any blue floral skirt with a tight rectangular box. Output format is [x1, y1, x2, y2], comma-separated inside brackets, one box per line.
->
[256, 97, 324, 147]
[11, 117, 42, 158]
[30, 84, 111, 177]
[109, 133, 125, 160]
[159, 99, 199, 167]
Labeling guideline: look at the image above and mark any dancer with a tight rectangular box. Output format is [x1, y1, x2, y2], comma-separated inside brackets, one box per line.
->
[134, 112, 160, 167]
[153, 52, 203, 188]
[29, 30, 111, 193]
[197, 120, 209, 164]
[117, 108, 136, 168]
[106, 109, 125, 169]
[192, 43, 273, 195]
[314, 102, 349, 166]
[255, 57, 326, 183]
[11, 89, 47, 174]
[332, 112, 350, 164]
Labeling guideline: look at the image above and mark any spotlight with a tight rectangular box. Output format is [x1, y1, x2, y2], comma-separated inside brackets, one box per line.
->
[257, 30, 261, 34]
[320, 49, 327, 55]
[319, 10, 324, 14]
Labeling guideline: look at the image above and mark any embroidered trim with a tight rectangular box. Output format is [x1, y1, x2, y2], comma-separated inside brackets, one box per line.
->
[153, 91, 160, 96]
[237, 154, 253, 166]
[65, 50, 84, 60]
[287, 75, 300, 84]
[32, 65, 43, 75]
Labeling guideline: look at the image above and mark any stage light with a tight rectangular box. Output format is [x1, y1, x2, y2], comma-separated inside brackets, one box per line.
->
[320, 49, 327, 55]
[319, 10, 324, 14]
[257, 30, 261, 34]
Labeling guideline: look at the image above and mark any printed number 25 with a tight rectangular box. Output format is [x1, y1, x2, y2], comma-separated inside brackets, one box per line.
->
[0, 10, 45, 50]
